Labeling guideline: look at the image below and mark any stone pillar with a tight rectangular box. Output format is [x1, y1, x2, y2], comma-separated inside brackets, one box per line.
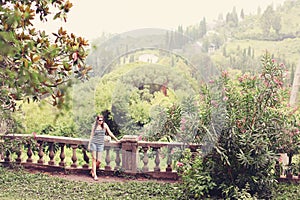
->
[121, 135, 139, 173]
[70, 145, 78, 168]
[48, 142, 55, 165]
[37, 141, 44, 164]
[82, 148, 89, 169]
[59, 143, 66, 167]
[114, 148, 121, 170]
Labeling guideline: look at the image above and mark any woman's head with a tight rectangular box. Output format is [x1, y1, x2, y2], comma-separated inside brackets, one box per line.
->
[96, 115, 104, 122]
[96, 115, 104, 128]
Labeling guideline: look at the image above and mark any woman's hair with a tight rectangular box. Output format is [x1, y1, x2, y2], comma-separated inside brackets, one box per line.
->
[93, 114, 105, 131]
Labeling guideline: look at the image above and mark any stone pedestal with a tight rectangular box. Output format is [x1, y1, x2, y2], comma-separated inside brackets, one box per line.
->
[121, 135, 139, 173]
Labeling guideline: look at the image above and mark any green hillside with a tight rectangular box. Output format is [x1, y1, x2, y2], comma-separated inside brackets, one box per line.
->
[85, 0, 300, 116]
[212, 0, 300, 66]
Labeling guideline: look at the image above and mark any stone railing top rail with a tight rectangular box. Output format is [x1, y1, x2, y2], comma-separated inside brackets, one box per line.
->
[2, 134, 201, 149]
[138, 141, 201, 149]
[2, 133, 88, 144]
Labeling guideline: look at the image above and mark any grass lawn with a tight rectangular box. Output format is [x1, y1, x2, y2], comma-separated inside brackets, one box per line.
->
[1, 166, 300, 199]
[0, 166, 180, 200]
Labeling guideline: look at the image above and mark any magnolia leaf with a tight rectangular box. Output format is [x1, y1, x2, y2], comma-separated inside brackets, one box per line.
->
[32, 55, 40, 63]
[53, 12, 61, 20]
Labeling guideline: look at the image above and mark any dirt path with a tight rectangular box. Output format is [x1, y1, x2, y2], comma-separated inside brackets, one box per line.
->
[24, 168, 179, 184]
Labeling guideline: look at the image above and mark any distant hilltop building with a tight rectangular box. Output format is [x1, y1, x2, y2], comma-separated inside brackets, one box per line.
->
[138, 54, 158, 63]
[208, 43, 216, 53]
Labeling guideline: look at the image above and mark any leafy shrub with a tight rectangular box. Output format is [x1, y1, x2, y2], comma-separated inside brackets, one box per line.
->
[202, 52, 299, 199]
[176, 149, 216, 199]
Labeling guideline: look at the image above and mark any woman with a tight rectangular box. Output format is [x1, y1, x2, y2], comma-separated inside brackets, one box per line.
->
[88, 115, 119, 180]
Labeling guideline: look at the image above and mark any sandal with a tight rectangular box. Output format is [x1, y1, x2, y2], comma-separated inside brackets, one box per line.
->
[94, 175, 98, 181]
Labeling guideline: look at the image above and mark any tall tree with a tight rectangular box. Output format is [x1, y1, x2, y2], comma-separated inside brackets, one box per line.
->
[260, 5, 274, 36]
[199, 17, 207, 38]
[231, 6, 239, 26]
[272, 14, 282, 35]
[177, 25, 184, 47]
[240, 9, 245, 19]
[225, 7, 238, 27]
[0, 0, 91, 118]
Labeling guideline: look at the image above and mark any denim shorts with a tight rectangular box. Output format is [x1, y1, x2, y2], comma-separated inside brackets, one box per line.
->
[90, 143, 104, 152]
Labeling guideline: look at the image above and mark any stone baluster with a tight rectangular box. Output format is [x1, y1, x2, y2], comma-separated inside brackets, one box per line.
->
[15, 144, 22, 164]
[59, 143, 66, 167]
[26, 144, 33, 163]
[114, 147, 121, 170]
[82, 147, 89, 169]
[104, 147, 111, 170]
[166, 146, 173, 172]
[4, 150, 10, 162]
[142, 146, 149, 172]
[71, 145, 78, 168]
[37, 141, 44, 164]
[153, 147, 161, 172]
[48, 142, 55, 165]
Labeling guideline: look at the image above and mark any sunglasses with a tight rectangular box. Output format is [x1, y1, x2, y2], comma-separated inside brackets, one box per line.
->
[98, 119, 103, 122]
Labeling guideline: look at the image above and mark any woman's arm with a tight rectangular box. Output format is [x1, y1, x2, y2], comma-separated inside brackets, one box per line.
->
[88, 125, 95, 149]
[104, 123, 119, 142]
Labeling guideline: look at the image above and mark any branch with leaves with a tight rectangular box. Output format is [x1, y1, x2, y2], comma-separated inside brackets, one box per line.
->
[0, 0, 92, 113]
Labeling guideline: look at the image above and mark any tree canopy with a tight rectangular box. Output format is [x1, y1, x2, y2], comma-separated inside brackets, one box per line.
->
[0, 0, 91, 123]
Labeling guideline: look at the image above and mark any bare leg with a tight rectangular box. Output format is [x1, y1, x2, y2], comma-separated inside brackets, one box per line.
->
[91, 151, 98, 180]
[96, 151, 102, 169]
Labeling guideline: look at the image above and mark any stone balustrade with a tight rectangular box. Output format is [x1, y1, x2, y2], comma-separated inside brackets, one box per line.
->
[0, 134, 201, 180]
[1, 134, 300, 182]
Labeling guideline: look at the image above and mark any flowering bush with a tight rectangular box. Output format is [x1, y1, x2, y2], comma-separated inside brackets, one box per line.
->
[141, 52, 299, 199]
[203, 52, 299, 199]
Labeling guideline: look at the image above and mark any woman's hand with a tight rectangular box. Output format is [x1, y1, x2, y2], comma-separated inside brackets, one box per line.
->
[114, 137, 119, 142]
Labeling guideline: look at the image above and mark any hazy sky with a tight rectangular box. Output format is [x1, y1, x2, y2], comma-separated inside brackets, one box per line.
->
[36, 0, 287, 41]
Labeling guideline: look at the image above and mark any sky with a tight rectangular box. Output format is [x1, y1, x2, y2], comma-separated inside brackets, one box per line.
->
[35, 0, 287, 41]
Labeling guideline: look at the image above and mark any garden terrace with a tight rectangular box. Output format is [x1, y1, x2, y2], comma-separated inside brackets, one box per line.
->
[1, 134, 299, 183]
[0, 134, 200, 180]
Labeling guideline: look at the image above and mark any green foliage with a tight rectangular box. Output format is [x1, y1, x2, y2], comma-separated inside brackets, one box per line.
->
[260, 5, 278, 36]
[0, 110, 23, 134]
[72, 77, 100, 137]
[221, 184, 253, 200]
[7, 76, 106, 138]
[12, 96, 81, 138]
[0, 0, 91, 131]
[0, 166, 180, 200]
[203, 52, 299, 199]
[0, 136, 37, 156]
[94, 60, 199, 136]
[273, 183, 300, 200]
[144, 103, 181, 142]
[176, 149, 216, 199]
[169, 52, 298, 199]
[142, 93, 211, 144]
[128, 86, 152, 125]
[1, 166, 300, 200]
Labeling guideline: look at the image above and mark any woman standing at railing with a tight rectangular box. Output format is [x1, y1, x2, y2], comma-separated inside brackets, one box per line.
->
[88, 115, 119, 180]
